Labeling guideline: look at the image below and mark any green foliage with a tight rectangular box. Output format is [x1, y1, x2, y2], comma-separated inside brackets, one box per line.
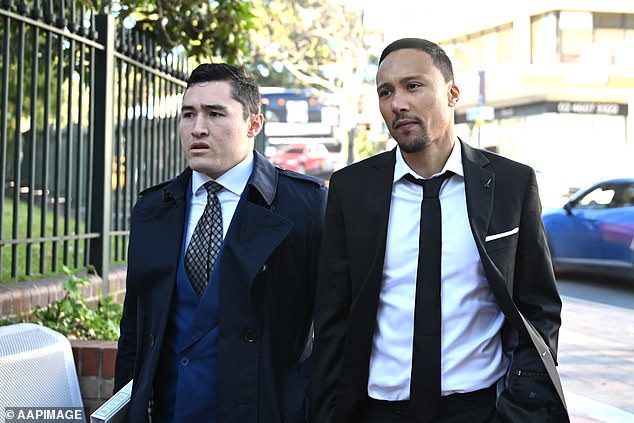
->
[354, 128, 383, 160]
[249, 0, 371, 91]
[100, 0, 256, 62]
[28, 266, 123, 341]
[0, 315, 20, 326]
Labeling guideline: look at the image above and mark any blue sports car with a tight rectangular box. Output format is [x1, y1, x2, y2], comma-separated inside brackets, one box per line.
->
[542, 178, 634, 280]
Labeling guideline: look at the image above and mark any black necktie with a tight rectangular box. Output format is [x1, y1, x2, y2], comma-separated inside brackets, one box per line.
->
[184, 181, 224, 297]
[403, 171, 454, 422]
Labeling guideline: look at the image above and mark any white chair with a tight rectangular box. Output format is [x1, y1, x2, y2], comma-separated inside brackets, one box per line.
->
[0, 323, 84, 422]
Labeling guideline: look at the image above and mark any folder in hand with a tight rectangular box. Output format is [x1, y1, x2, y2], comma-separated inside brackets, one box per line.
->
[90, 379, 133, 423]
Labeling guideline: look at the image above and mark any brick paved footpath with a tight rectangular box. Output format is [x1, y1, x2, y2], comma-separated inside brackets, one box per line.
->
[559, 296, 634, 423]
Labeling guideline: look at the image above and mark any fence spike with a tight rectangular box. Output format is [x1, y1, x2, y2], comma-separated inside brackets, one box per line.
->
[90, 10, 97, 40]
[142, 32, 150, 64]
[68, 0, 79, 33]
[30, 0, 41, 19]
[56, 0, 67, 28]
[133, 30, 141, 61]
[43, 0, 54, 24]
[17, 0, 27, 14]
[1, 6, 188, 283]
[77, 4, 86, 37]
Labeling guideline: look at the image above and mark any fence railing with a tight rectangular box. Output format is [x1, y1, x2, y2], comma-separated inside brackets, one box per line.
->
[0, 2, 188, 289]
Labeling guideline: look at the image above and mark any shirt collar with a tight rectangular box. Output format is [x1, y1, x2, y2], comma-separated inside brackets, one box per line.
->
[394, 138, 464, 182]
[190, 150, 254, 197]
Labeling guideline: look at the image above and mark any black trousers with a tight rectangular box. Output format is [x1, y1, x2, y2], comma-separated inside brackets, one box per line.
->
[358, 386, 501, 423]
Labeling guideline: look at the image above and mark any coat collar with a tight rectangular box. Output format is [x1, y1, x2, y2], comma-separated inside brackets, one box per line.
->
[179, 152, 292, 352]
[156, 149, 277, 207]
[245, 150, 278, 208]
[152, 167, 191, 204]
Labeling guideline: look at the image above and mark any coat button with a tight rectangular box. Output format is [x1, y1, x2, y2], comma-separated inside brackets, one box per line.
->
[180, 357, 190, 367]
[148, 334, 155, 347]
[257, 264, 267, 275]
[244, 328, 257, 343]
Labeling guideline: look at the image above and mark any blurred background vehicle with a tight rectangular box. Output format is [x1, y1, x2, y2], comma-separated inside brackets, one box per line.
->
[535, 169, 577, 209]
[269, 142, 333, 176]
[260, 87, 344, 178]
[542, 178, 634, 281]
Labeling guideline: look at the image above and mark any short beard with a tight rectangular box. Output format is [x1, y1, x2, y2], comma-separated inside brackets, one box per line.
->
[390, 115, 431, 153]
[394, 132, 431, 154]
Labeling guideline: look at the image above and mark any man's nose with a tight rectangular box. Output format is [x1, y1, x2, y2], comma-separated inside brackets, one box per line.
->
[391, 91, 409, 114]
[191, 116, 208, 137]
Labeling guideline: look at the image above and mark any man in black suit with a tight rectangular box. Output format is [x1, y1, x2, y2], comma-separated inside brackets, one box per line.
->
[312, 38, 569, 423]
[114, 63, 327, 422]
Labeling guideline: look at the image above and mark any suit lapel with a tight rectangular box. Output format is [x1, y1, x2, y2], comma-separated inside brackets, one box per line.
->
[461, 142, 520, 310]
[364, 150, 396, 288]
[461, 140, 495, 249]
[180, 202, 292, 351]
[461, 142, 567, 409]
[340, 151, 396, 395]
[461, 141, 533, 327]
[222, 201, 293, 290]
[180, 153, 293, 351]
[223, 151, 293, 291]
[133, 170, 190, 301]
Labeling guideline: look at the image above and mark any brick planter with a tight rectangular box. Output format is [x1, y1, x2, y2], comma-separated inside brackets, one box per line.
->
[0, 267, 127, 416]
[71, 339, 118, 416]
[0, 266, 127, 320]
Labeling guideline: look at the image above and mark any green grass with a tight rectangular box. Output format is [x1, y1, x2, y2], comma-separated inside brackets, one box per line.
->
[2, 196, 129, 284]
[1, 197, 86, 283]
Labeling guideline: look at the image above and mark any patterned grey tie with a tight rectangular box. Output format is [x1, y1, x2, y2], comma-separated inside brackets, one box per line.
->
[184, 181, 224, 297]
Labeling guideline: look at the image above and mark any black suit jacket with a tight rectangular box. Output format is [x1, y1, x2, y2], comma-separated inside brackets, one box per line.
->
[312, 140, 569, 423]
[115, 151, 327, 422]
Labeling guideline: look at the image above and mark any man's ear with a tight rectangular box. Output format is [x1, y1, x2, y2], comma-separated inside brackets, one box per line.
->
[247, 113, 264, 138]
[448, 82, 460, 107]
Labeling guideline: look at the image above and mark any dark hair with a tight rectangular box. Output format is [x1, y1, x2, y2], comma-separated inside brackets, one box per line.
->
[186, 63, 261, 119]
[379, 38, 454, 83]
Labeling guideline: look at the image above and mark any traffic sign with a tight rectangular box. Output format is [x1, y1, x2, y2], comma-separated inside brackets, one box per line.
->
[466, 106, 495, 122]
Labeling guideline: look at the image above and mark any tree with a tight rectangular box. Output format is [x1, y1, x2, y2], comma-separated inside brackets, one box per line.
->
[249, 0, 380, 163]
[81, 0, 255, 62]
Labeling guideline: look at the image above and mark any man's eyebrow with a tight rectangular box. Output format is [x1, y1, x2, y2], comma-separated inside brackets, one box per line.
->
[377, 81, 391, 92]
[201, 103, 228, 112]
[377, 75, 424, 92]
[181, 103, 228, 112]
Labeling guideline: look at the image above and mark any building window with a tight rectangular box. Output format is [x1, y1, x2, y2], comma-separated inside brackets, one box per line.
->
[497, 25, 514, 64]
[531, 11, 634, 65]
[443, 23, 513, 72]
[559, 11, 593, 63]
[531, 13, 558, 64]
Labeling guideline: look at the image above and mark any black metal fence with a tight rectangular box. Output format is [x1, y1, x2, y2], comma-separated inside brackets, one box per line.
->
[0, 2, 188, 289]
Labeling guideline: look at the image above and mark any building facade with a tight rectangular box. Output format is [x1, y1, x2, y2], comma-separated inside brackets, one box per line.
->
[438, 1, 634, 198]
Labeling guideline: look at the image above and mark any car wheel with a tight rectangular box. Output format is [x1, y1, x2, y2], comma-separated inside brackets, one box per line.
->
[297, 164, 306, 174]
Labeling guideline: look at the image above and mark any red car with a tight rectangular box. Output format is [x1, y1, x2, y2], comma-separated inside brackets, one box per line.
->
[269, 143, 332, 175]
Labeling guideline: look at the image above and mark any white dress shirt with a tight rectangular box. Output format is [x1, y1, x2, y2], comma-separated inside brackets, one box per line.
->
[367, 141, 508, 400]
[185, 152, 254, 246]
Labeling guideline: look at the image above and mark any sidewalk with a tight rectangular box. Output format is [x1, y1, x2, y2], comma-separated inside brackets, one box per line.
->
[559, 296, 634, 423]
